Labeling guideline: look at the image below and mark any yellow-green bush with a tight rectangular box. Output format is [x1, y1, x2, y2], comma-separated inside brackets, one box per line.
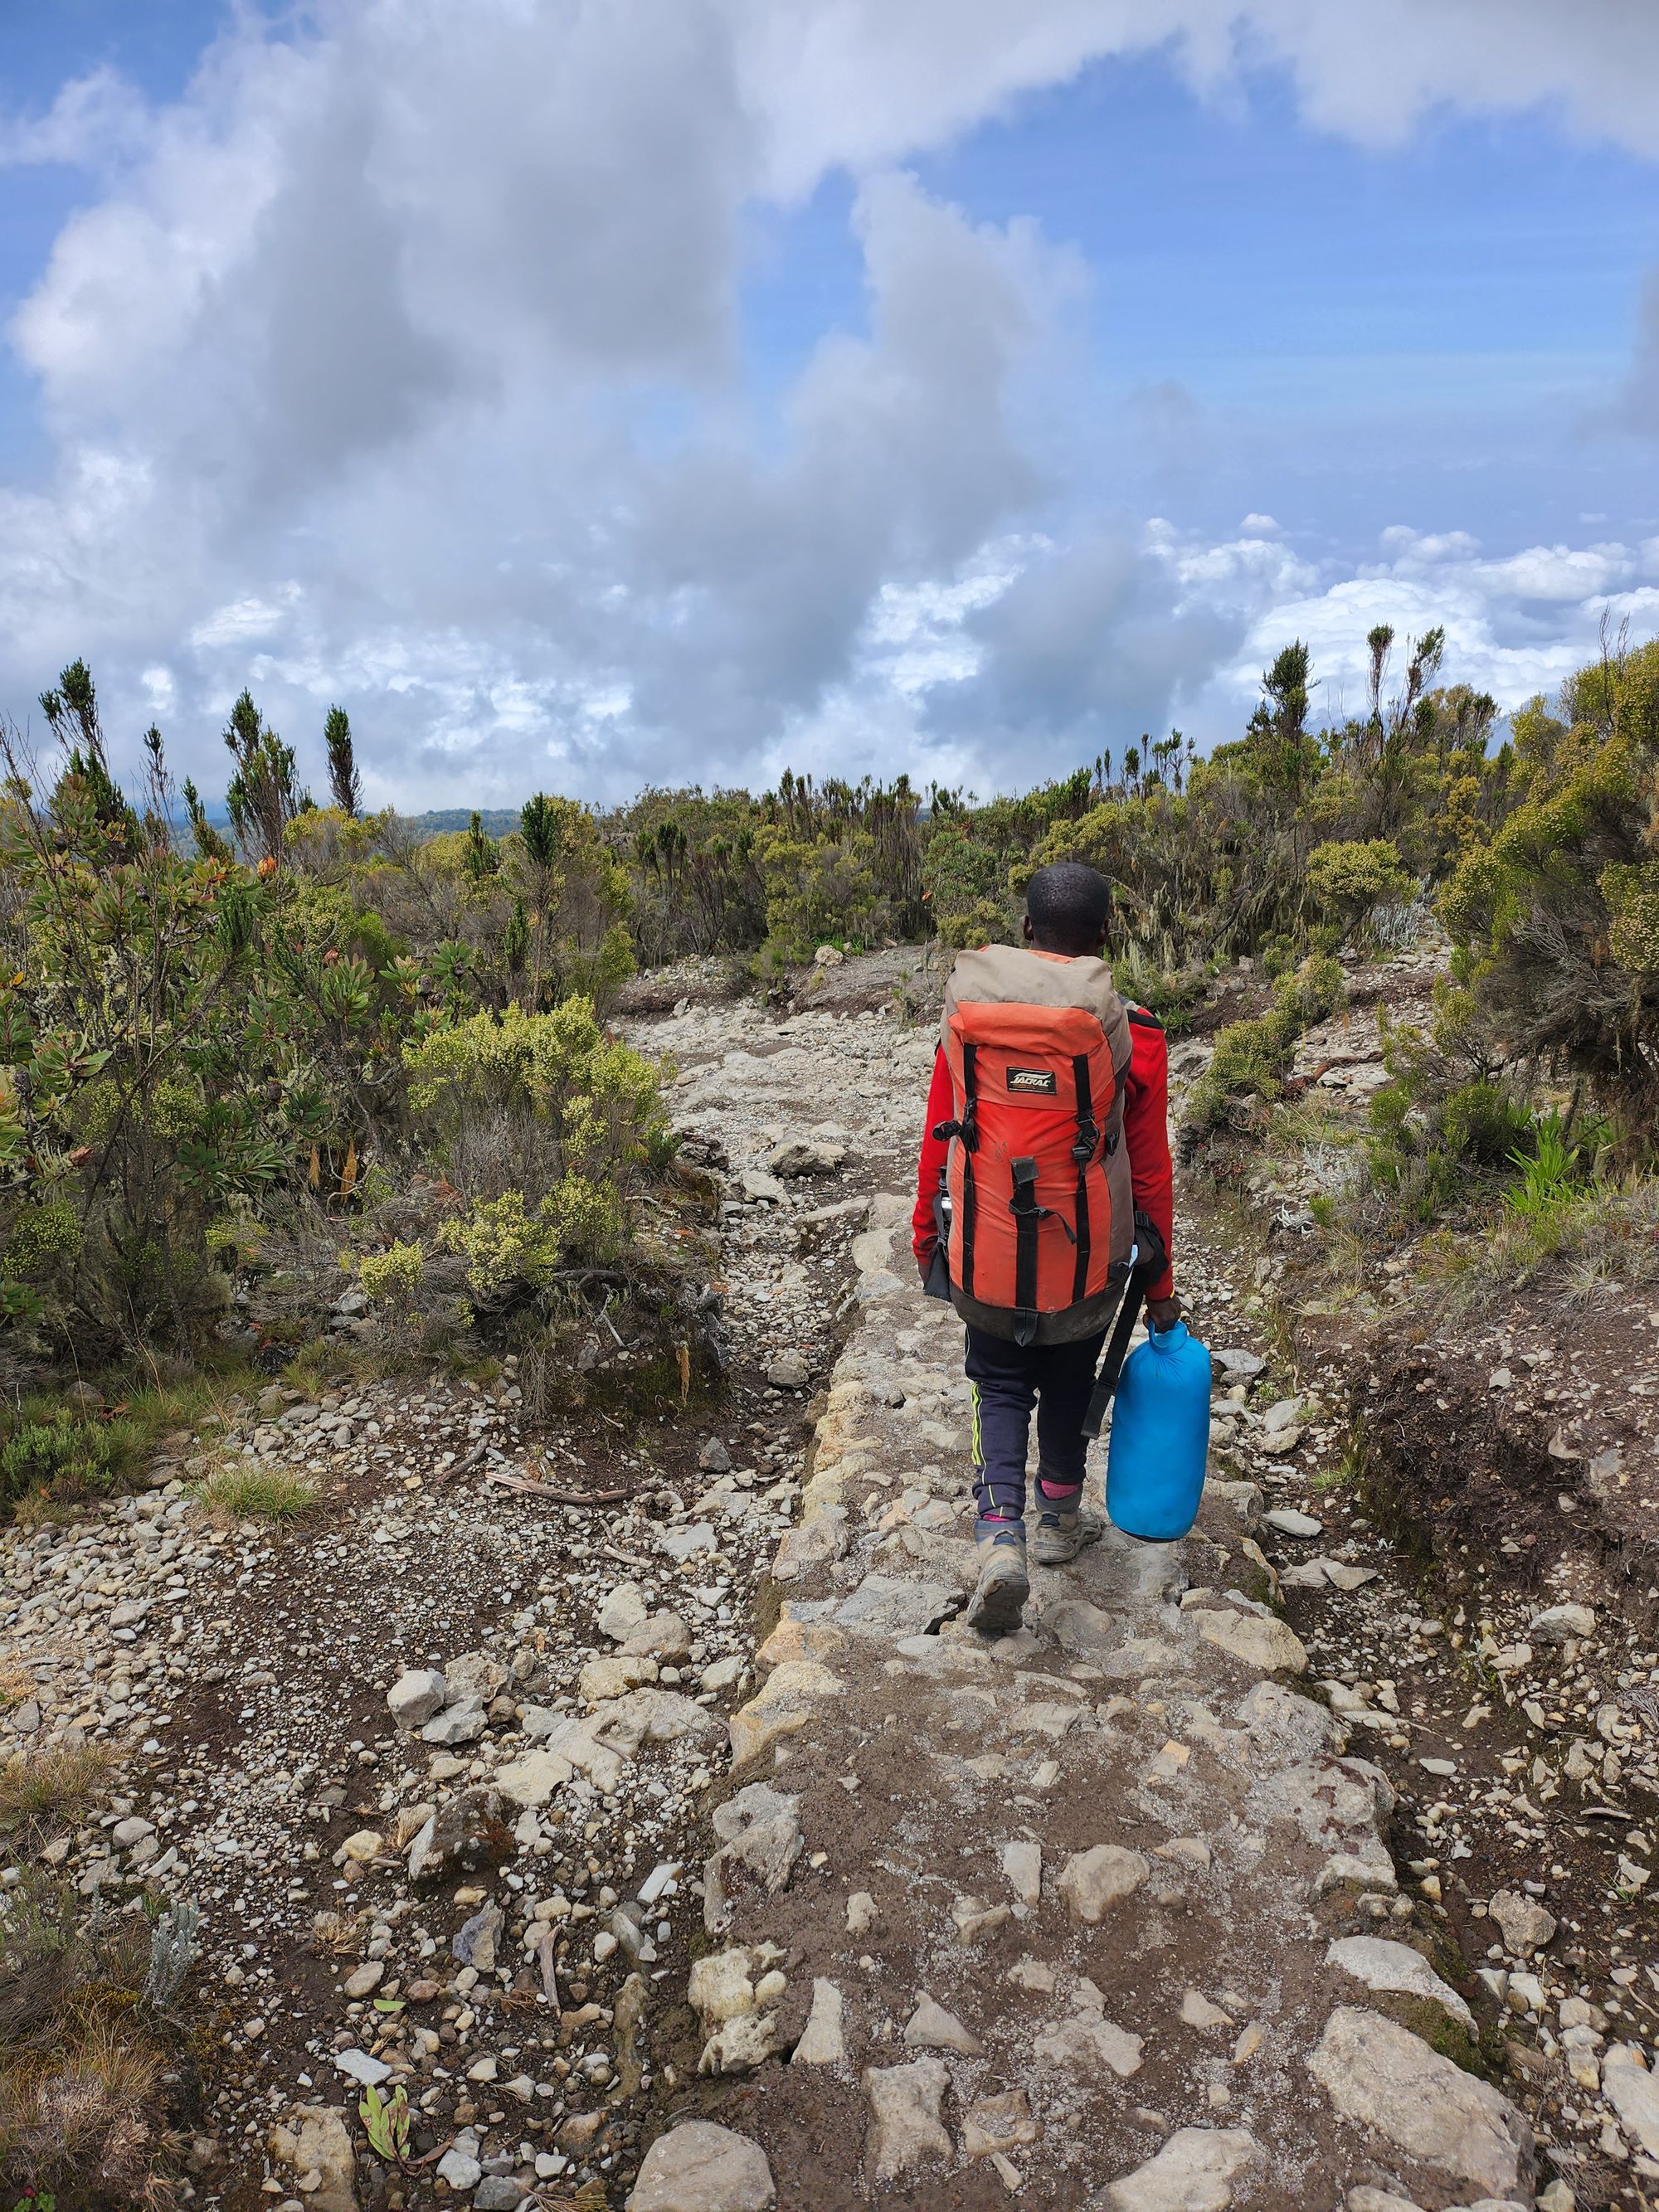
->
[1442, 639, 1659, 1135]
[5, 1198, 81, 1277]
[752, 825, 883, 958]
[1185, 956, 1345, 1136]
[1306, 838, 1413, 935]
[405, 999, 664, 1156]
[358, 1240, 424, 1307]
[445, 1191, 559, 1299]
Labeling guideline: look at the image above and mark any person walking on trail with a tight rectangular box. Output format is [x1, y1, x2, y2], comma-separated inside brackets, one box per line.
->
[911, 860, 1179, 1635]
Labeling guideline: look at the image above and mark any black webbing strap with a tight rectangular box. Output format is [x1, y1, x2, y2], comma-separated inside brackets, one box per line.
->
[1010, 1155, 1041, 1346]
[959, 1042, 979, 1297]
[1082, 1212, 1169, 1440]
[1070, 1051, 1094, 1304]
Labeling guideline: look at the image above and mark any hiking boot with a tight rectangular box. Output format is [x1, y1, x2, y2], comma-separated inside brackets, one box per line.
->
[1032, 1495, 1106, 1567]
[966, 1523, 1029, 1636]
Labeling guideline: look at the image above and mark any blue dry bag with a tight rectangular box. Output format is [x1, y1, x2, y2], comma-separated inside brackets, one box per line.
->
[1104, 1320, 1212, 1542]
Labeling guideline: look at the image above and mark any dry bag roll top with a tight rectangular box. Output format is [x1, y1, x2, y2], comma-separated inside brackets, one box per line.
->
[937, 945, 1136, 1347]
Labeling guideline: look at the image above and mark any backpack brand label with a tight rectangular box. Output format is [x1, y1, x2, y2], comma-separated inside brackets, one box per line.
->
[1006, 1066, 1058, 1094]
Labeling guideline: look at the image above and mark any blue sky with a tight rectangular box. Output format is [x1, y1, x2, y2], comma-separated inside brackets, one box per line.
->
[2, 2, 1658, 805]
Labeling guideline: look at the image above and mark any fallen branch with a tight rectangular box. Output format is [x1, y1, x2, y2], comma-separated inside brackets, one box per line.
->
[484, 1468, 640, 1506]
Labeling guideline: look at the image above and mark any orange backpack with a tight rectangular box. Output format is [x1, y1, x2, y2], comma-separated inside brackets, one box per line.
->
[931, 944, 1138, 1346]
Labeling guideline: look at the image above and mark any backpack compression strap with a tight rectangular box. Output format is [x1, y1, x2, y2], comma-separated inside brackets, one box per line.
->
[1069, 1052, 1097, 1303]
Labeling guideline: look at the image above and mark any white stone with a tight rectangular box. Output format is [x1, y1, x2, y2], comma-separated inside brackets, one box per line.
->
[494, 1750, 576, 1808]
[627, 2122, 775, 2212]
[1529, 1602, 1596, 1645]
[386, 1667, 448, 1728]
[1326, 1936, 1475, 2030]
[1603, 2049, 1659, 2160]
[688, 1948, 757, 2028]
[333, 2048, 390, 2088]
[1214, 1349, 1265, 1378]
[1034, 2012, 1143, 2077]
[1308, 2006, 1534, 2200]
[580, 1653, 659, 1702]
[864, 2057, 951, 2182]
[1190, 1607, 1309, 1675]
[1056, 1844, 1148, 1923]
[268, 2106, 358, 2212]
[1002, 1840, 1042, 1906]
[903, 1992, 982, 2055]
[598, 1581, 650, 1642]
[793, 1979, 847, 2067]
[1264, 1508, 1322, 1538]
[1488, 1888, 1557, 1957]
[420, 1696, 487, 1745]
[1102, 2126, 1261, 2211]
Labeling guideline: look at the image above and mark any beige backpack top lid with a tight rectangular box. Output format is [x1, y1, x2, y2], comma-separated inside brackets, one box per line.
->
[943, 943, 1132, 1077]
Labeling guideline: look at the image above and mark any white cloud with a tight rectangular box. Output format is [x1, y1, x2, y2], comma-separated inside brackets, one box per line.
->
[3, 0, 1659, 805]
[1213, 524, 1659, 738]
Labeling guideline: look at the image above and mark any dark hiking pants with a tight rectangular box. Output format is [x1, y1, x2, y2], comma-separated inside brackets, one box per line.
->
[964, 1323, 1107, 1527]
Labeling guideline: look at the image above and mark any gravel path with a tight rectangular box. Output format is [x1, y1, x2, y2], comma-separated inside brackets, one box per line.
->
[662, 1181, 1540, 2211]
[9, 976, 1652, 2210]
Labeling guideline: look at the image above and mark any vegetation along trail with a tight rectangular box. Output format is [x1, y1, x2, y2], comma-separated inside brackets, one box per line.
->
[4, 630, 1659, 2208]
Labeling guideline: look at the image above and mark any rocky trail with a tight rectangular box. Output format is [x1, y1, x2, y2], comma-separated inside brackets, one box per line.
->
[3, 965, 1657, 2210]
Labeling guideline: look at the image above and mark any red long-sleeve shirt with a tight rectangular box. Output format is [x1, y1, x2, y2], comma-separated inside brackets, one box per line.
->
[910, 1011, 1175, 1303]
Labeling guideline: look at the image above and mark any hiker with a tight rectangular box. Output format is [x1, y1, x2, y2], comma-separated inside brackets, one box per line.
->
[912, 861, 1178, 1633]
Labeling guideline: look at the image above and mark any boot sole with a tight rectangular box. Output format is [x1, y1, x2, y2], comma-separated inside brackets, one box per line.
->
[966, 1556, 1029, 1635]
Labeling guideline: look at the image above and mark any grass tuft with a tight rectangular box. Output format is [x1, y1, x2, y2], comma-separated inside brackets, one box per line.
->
[195, 1466, 320, 1524]
[0, 1876, 179, 2205]
[1420, 1173, 1659, 1316]
[0, 1745, 113, 1851]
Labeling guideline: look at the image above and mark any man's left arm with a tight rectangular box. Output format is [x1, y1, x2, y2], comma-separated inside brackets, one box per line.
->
[911, 1047, 954, 1276]
[1121, 1009, 1178, 1323]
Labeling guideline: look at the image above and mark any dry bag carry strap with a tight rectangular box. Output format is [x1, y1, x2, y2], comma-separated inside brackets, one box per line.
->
[922, 1172, 952, 1301]
[1081, 1212, 1168, 1440]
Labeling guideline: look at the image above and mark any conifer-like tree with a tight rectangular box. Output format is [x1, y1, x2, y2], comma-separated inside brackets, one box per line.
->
[324, 705, 362, 818]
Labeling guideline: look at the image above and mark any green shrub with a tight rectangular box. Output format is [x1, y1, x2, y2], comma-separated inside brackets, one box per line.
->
[1441, 636, 1659, 1140]
[4, 1200, 81, 1277]
[445, 1191, 559, 1300]
[1439, 1080, 1535, 1173]
[358, 1241, 424, 1308]
[752, 825, 883, 960]
[1306, 838, 1413, 937]
[1185, 955, 1345, 1135]
[0, 1417, 120, 1510]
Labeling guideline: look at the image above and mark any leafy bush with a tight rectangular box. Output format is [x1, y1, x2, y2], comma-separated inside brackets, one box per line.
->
[406, 1000, 664, 1300]
[0, 1419, 120, 1512]
[1306, 838, 1413, 938]
[444, 1190, 562, 1300]
[1442, 634, 1659, 1139]
[1185, 956, 1345, 1136]
[358, 1240, 425, 1308]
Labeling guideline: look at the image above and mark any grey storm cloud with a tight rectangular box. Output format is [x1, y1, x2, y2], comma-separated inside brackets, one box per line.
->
[925, 530, 1248, 770]
[2, 0, 1659, 805]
